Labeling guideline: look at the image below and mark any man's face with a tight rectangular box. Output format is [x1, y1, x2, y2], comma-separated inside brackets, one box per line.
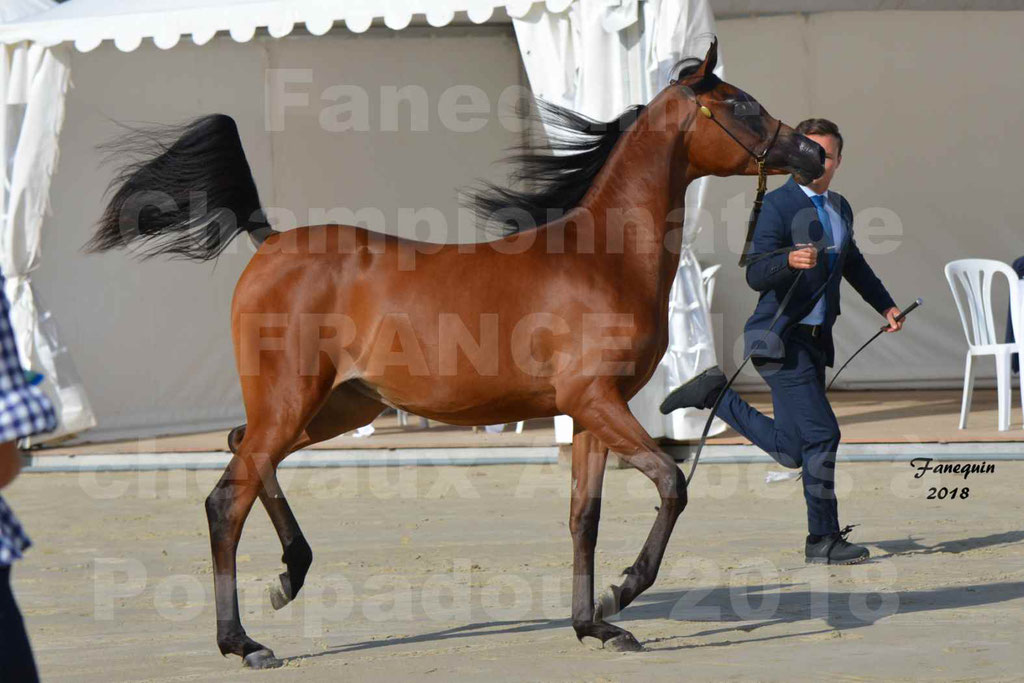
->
[802, 133, 841, 193]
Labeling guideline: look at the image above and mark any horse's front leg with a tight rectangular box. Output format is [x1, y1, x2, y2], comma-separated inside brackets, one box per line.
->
[568, 428, 640, 650]
[565, 385, 688, 648]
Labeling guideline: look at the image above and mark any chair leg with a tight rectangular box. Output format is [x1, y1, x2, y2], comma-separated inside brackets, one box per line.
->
[959, 354, 975, 430]
[995, 350, 1011, 431]
[1018, 352, 1024, 430]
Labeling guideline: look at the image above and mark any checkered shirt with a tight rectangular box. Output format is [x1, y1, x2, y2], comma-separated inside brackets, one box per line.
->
[0, 495, 30, 565]
[0, 275, 57, 565]
[0, 280, 57, 443]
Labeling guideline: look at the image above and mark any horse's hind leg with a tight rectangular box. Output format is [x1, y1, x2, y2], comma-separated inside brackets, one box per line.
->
[225, 429, 311, 611]
[564, 385, 688, 650]
[260, 477, 313, 610]
[254, 383, 384, 610]
[226, 426, 307, 610]
[207, 436, 297, 668]
[206, 376, 336, 668]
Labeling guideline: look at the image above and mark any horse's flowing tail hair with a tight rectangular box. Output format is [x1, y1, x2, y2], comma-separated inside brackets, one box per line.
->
[88, 114, 272, 261]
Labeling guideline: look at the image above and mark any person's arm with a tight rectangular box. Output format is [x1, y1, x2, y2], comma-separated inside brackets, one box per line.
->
[0, 440, 21, 489]
[842, 234, 901, 330]
[744, 201, 806, 291]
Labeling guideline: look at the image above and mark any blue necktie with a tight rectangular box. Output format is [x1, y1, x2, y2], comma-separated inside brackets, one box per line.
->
[810, 194, 837, 271]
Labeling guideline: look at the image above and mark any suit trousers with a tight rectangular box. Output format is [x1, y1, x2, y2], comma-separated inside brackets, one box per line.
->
[715, 330, 841, 536]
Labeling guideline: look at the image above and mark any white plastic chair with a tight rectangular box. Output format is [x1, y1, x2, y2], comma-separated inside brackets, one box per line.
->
[944, 259, 1023, 431]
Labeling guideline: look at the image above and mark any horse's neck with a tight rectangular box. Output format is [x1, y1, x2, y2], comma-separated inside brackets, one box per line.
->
[574, 99, 692, 304]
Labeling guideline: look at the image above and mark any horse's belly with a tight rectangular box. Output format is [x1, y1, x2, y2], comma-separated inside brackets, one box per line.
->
[354, 376, 559, 426]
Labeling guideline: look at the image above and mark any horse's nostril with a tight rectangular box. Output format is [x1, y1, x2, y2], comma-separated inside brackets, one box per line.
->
[818, 147, 825, 165]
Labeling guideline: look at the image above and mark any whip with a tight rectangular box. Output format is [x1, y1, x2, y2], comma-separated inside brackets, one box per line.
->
[765, 297, 923, 485]
[826, 297, 922, 391]
[682, 284, 923, 484]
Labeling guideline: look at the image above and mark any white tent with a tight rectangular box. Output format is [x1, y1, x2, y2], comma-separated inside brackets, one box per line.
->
[1, 0, 93, 445]
[0, 0, 724, 444]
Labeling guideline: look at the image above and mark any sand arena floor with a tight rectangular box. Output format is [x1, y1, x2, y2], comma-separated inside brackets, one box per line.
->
[5, 461, 1023, 681]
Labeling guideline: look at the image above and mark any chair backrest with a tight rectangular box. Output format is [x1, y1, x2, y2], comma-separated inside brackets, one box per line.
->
[944, 258, 1022, 348]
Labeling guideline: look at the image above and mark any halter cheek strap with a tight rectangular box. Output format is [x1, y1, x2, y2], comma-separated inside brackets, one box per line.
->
[694, 100, 782, 267]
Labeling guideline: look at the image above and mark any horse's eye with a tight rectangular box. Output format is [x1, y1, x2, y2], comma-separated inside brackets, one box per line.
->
[732, 101, 759, 117]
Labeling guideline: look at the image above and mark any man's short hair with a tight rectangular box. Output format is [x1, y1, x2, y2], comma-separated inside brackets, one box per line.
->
[795, 118, 843, 156]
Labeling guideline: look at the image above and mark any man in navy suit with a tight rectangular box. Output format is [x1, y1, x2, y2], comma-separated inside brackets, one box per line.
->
[661, 119, 904, 565]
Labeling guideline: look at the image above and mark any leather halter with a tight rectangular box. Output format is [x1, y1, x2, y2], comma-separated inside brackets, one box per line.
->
[694, 97, 782, 267]
[680, 96, 798, 485]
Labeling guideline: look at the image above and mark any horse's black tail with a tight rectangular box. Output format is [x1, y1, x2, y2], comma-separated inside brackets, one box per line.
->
[88, 114, 274, 261]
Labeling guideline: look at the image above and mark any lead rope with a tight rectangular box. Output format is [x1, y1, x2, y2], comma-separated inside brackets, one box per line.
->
[739, 158, 769, 267]
[686, 266, 812, 483]
[683, 104, 795, 484]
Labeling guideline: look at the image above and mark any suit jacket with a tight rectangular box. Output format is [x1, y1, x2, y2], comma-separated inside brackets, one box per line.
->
[742, 177, 896, 367]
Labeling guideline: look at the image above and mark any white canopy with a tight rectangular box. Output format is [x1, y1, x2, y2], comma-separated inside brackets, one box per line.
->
[0, 0, 572, 50]
[4, 0, 1015, 50]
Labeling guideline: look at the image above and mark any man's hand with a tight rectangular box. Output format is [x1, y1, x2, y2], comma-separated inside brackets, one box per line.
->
[788, 244, 818, 270]
[883, 306, 903, 333]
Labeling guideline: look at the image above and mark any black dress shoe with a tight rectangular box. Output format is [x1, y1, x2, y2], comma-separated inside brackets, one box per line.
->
[659, 366, 727, 414]
[805, 525, 870, 565]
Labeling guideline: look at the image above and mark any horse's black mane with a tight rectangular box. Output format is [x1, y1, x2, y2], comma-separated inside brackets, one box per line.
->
[467, 58, 716, 235]
[466, 101, 646, 234]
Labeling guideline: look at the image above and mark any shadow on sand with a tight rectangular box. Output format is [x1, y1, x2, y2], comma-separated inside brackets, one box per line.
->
[871, 529, 1024, 558]
[284, 529, 1024, 662]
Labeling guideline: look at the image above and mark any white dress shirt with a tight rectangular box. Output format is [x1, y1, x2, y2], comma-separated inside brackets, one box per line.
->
[797, 185, 845, 326]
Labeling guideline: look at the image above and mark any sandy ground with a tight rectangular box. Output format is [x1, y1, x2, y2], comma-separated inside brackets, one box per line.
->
[5, 460, 1024, 682]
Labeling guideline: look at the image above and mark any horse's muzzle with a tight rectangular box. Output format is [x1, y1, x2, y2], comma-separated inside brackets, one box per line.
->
[766, 128, 824, 185]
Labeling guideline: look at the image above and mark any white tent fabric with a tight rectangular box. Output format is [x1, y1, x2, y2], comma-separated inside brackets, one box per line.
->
[0, 0, 572, 51]
[513, 0, 726, 442]
[1, 1, 95, 445]
[0, 0, 55, 24]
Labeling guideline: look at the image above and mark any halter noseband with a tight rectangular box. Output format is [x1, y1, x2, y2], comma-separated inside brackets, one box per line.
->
[694, 98, 782, 266]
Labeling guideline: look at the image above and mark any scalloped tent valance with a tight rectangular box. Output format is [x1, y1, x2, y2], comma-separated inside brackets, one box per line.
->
[0, 0, 574, 52]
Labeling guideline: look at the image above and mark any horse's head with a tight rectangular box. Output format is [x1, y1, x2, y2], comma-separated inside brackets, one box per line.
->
[669, 39, 825, 185]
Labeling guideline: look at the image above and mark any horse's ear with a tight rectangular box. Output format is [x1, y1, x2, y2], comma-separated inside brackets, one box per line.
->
[697, 38, 718, 78]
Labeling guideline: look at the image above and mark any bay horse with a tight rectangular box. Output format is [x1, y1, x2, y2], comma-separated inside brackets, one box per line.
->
[88, 40, 824, 668]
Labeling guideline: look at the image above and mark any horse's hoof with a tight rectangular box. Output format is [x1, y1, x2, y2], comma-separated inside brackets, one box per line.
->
[243, 648, 283, 669]
[268, 576, 291, 611]
[605, 633, 644, 653]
